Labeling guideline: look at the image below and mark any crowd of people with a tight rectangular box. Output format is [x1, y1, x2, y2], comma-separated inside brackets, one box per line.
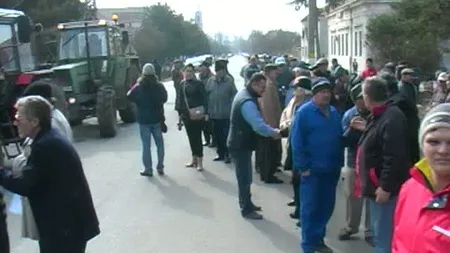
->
[1, 53, 450, 253]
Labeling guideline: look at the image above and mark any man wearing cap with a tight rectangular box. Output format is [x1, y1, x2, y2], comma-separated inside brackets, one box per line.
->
[430, 72, 449, 107]
[275, 57, 294, 109]
[332, 68, 352, 115]
[338, 80, 373, 245]
[310, 58, 331, 80]
[242, 56, 261, 83]
[255, 64, 283, 184]
[199, 60, 215, 147]
[358, 77, 410, 253]
[291, 77, 343, 253]
[206, 59, 237, 163]
[398, 68, 419, 107]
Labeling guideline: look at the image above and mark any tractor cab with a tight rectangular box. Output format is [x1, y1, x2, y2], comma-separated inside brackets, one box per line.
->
[0, 8, 36, 159]
[52, 16, 139, 137]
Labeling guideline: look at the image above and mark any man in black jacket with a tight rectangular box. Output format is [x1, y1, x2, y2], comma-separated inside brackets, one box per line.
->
[358, 77, 410, 253]
[0, 96, 100, 253]
[0, 190, 8, 253]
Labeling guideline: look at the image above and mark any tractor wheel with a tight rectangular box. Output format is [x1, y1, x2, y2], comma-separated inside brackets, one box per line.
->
[96, 86, 117, 138]
[119, 64, 139, 123]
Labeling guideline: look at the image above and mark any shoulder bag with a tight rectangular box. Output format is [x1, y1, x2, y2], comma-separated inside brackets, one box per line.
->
[183, 82, 205, 120]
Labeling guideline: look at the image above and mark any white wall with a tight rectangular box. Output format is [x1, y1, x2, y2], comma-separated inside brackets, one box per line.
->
[327, 0, 394, 72]
[300, 16, 328, 63]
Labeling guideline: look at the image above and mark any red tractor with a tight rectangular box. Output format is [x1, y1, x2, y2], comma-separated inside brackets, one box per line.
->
[0, 8, 65, 159]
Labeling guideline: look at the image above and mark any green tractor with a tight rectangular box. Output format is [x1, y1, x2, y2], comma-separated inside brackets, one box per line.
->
[52, 17, 139, 137]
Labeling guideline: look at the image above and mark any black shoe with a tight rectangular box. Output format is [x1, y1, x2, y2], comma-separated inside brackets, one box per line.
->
[213, 156, 224, 161]
[275, 168, 282, 172]
[243, 211, 263, 220]
[287, 199, 296, 206]
[265, 177, 283, 184]
[224, 156, 231, 164]
[338, 228, 356, 241]
[365, 235, 375, 247]
[252, 204, 262, 211]
[140, 170, 153, 177]
[316, 241, 333, 253]
[289, 211, 299, 219]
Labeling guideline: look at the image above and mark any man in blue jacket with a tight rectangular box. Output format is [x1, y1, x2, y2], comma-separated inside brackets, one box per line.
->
[291, 77, 344, 253]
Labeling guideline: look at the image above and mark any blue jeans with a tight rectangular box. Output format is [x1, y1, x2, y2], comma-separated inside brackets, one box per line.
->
[368, 197, 397, 253]
[300, 171, 340, 253]
[230, 149, 254, 216]
[139, 123, 164, 171]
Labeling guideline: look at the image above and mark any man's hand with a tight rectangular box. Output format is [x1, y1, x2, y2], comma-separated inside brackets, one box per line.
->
[350, 117, 367, 131]
[271, 129, 282, 139]
[375, 187, 391, 203]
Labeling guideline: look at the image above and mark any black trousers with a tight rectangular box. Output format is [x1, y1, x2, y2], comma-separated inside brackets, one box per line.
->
[0, 211, 9, 253]
[212, 119, 230, 157]
[202, 120, 214, 144]
[39, 238, 87, 253]
[184, 119, 204, 157]
[257, 137, 281, 181]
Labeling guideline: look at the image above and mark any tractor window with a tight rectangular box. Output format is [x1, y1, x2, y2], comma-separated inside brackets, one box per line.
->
[108, 28, 122, 56]
[0, 23, 18, 71]
[59, 27, 108, 60]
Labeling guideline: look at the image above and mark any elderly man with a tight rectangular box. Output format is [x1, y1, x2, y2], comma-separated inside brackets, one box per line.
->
[358, 77, 410, 253]
[227, 73, 281, 220]
[291, 77, 343, 253]
[206, 59, 237, 163]
[0, 96, 99, 253]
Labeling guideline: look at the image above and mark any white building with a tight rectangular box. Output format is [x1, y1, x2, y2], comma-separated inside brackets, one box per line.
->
[327, 0, 395, 71]
[300, 11, 328, 63]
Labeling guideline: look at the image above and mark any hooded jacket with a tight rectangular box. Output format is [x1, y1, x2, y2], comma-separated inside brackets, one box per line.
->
[393, 159, 450, 253]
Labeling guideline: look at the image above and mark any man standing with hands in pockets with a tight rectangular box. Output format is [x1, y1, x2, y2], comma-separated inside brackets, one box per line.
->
[291, 77, 344, 253]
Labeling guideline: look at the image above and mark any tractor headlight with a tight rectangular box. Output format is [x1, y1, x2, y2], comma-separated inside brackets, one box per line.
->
[68, 97, 76, 104]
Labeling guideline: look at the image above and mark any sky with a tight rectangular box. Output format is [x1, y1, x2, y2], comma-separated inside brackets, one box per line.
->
[96, 0, 327, 38]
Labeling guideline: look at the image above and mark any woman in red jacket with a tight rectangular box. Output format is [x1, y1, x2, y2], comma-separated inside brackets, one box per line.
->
[392, 103, 450, 253]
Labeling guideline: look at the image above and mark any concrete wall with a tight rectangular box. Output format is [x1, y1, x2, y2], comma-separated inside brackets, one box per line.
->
[300, 15, 328, 63]
[327, 0, 395, 72]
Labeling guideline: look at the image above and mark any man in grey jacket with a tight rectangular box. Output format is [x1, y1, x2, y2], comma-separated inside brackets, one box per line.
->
[207, 59, 237, 163]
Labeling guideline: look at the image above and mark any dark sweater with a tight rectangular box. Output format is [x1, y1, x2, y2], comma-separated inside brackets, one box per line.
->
[175, 78, 208, 118]
[128, 76, 168, 125]
[358, 105, 411, 198]
[0, 128, 100, 242]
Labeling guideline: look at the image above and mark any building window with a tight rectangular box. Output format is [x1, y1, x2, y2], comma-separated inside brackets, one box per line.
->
[345, 33, 349, 56]
[341, 34, 344, 56]
[330, 35, 334, 55]
[354, 31, 358, 56]
[359, 31, 363, 56]
[338, 35, 341, 55]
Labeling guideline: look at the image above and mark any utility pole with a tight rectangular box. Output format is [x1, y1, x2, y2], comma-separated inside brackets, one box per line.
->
[308, 0, 319, 62]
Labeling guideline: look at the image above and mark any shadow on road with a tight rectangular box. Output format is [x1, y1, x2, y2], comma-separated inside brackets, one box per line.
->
[250, 218, 299, 253]
[153, 176, 214, 219]
[200, 170, 237, 197]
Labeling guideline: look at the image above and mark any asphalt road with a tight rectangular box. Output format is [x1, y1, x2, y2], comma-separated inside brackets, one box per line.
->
[6, 55, 372, 253]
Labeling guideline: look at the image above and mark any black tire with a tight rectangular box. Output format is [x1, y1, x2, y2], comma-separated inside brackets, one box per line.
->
[96, 86, 117, 138]
[119, 64, 139, 123]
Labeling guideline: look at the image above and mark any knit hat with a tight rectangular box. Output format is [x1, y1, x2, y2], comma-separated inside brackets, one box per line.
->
[22, 81, 54, 103]
[142, 63, 155, 76]
[214, 59, 228, 71]
[419, 103, 450, 148]
[350, 83, 363, 102]
[311, 77, 331, 95]
[294, 76, 312, 91]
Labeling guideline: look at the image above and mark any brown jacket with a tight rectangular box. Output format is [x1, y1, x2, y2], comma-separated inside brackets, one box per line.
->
[258, 78, 282, 128]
